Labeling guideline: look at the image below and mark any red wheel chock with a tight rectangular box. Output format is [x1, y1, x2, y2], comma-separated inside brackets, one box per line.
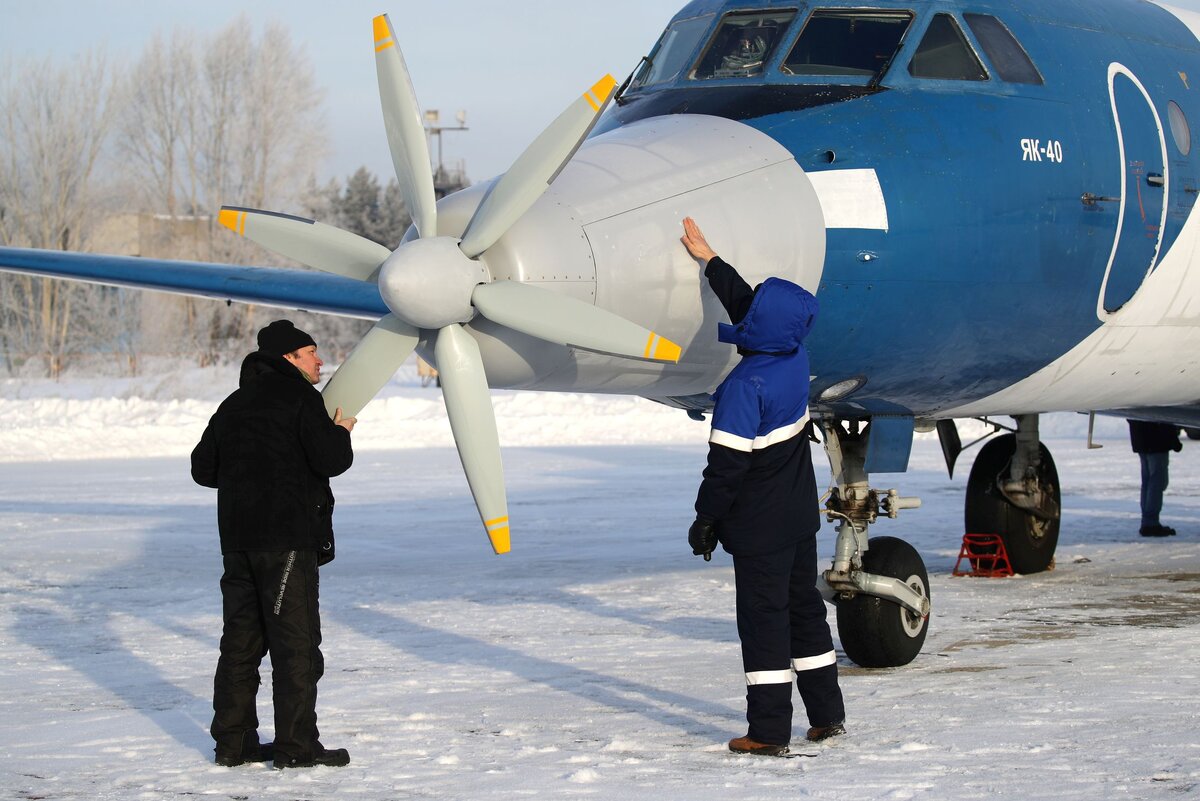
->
[952, 533, 1014, 577]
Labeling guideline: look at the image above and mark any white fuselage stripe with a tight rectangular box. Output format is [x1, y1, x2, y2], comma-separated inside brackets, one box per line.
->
[1096, 62, 1169, 322]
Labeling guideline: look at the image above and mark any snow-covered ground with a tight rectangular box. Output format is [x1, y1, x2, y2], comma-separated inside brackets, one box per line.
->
[2, 361, 1198, 800]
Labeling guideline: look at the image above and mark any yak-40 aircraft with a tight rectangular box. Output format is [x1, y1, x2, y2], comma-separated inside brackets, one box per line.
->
[3, 0, 1200, 668]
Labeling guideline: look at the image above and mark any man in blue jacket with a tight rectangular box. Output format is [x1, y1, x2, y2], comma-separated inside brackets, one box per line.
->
[681, 217, 845, 756]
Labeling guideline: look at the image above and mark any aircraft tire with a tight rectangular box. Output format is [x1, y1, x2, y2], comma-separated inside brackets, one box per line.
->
[965, 434, 1060, 574]
[835, 536, 929, 668]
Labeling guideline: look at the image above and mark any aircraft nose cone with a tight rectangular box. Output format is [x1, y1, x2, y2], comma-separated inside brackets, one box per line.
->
[378, 236, 490, 330]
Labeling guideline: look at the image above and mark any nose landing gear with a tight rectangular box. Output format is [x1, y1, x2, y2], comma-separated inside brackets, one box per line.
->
[964, 415, 1061, 575]
[820, 419, 931, 668]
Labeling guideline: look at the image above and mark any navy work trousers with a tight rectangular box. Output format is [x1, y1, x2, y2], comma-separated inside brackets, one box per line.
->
[732, 536, 844, 745]
[210, 549, 324, 761]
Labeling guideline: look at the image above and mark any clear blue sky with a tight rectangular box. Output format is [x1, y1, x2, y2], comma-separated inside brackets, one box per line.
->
[5, 0, 1200, 187]
[0, 0, 686, 185]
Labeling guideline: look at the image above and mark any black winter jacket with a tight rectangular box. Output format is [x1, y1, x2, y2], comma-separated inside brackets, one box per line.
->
[191, 352, 353, 562]
[1128, 420, 1182, 455]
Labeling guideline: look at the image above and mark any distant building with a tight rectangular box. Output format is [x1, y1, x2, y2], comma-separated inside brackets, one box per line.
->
[90, 213, 214, 261]
[89, 214, 220, 355]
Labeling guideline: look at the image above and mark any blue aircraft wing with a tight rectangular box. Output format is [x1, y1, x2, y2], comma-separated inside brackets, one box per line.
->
[0, 246, 389, 320]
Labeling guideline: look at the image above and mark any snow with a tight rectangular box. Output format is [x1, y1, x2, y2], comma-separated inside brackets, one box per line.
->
[0, 361, 706, 463]
[2, 361, 1199, 800]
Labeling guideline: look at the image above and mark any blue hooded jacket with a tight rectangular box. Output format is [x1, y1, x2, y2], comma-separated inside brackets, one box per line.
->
[711, 277, 817, 451]
[695, 261, 821, 556]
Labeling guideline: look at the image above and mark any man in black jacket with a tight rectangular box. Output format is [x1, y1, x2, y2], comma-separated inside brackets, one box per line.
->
[1127, 419, 1182, 537]
[192, 320, 356, 769]
[681, 218, 844, 757]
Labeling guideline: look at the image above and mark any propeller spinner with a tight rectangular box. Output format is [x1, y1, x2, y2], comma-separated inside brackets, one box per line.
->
[217, 13, 682, 555]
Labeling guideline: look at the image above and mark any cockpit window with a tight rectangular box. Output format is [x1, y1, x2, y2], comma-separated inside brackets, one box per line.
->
[691, 10, 797, 80]
[963, 13, 1043, 85]
[909, 14, 987, 81]
[630, 15, 714, 89]
[781, 10, 913, 79]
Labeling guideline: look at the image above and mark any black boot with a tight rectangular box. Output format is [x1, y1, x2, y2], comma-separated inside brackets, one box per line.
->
[273, 746, 350, 769]
[214, 732, 274, 767]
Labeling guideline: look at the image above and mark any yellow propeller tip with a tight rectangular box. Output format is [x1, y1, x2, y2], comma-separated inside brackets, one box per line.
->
[645, 333, 682, 363]
[217, 208, 244, 236]
[485, 516, 510, 554]
[488, 527, 511, 555]
[585, 74, 618, 111]
[592, 74, 618, 98]
[373, 15, 394, 50]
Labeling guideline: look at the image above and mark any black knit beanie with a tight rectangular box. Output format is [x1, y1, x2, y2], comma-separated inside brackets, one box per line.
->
[257, 320, 316, 357]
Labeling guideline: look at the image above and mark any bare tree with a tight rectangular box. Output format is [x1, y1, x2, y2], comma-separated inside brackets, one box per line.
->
[243, 22, 327, 209]
[120, 31, 196, 218]
[0, 20, 334, 375]
[176, 18, 327, 231]
[0, 50, 115, 249]
[120, 17, 330, 366]
[0, 51, 122, 377]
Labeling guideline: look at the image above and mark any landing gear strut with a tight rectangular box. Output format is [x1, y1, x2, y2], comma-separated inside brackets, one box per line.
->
[820, 419, 930, 668]
[965, 415, 1061, 574]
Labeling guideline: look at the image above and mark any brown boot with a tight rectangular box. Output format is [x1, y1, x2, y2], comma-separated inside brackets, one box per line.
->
[806, 722, 846, 742]
[728, 736, 789, 756]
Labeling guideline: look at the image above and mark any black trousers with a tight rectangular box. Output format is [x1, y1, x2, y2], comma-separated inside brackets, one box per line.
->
[732, 536, 845, 745]
[211, 550, 324, 760]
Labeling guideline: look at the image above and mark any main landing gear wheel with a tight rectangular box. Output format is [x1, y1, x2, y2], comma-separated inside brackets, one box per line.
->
[836, 536, 930, 668]
[965, 433, 1060, 574]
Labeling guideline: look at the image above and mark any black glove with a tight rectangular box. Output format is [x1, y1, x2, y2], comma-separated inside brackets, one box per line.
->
[689, 517, 718, 561]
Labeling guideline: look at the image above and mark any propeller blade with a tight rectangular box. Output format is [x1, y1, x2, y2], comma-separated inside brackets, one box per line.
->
[471, 281, 682, 363]
[218, 207, 391, 281]
[373, 14, 438, 239]
[321, 313, 419, 418]
[457, 74, 617, 259]
[434, 323, 510, 554]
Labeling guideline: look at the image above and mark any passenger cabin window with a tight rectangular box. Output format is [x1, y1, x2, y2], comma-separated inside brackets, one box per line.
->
[691, 10, 797, 80]
[963, 13, 1043, 85]
[781, 10, 913, 80]
[909, 14, 987, 81]
[631, 15, 714, 88]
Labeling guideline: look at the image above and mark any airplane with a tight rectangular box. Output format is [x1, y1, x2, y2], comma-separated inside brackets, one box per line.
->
[3, 0, 1199, 670]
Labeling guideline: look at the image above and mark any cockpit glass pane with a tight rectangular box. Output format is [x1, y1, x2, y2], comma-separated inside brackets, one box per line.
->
[632, 15, 714, 88]
[963, 13, 1043, 85]
[781, 10, 912, 78]
[691, 10, 797, 80]
[909, 14, 988, 81]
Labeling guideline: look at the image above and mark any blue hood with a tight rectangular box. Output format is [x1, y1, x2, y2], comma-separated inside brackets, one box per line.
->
[718, 277, 818, 353]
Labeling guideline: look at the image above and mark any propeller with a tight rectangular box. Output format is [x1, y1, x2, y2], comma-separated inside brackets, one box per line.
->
[217, 13, 682, 554]
[216, 207, 390, 281]
[321, 313, 419, 419]
[373, 14, 438, 240]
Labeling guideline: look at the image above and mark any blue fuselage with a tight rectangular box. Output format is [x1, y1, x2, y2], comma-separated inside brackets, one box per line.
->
[603, 0, 1200, 415]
